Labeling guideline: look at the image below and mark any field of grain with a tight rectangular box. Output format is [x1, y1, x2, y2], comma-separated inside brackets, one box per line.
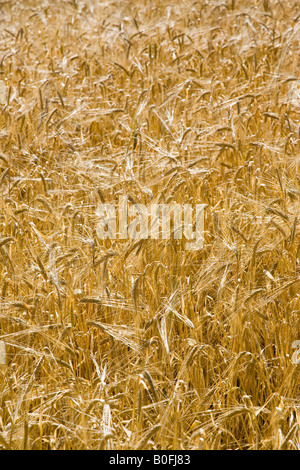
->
[0, 0, 300, 450]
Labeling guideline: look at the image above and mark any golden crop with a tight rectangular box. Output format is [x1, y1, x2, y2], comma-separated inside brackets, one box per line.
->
[0, 0, 299, 450]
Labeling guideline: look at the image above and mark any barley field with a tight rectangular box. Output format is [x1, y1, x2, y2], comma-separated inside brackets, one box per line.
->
[0, 0, 300, 450]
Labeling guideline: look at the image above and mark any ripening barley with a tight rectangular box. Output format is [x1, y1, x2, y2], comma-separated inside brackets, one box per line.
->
[0, 0, 299, 452]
